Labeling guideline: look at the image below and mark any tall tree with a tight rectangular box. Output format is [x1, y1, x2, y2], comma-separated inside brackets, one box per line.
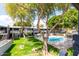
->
[22, 3, 70, 55]
[48, 8, 78, 30]
[35, 4, 55, 55]
[5, 3, 70, 56]
[49, 3, 70, 33]
[5, 3, 32, 37]
[14, 21, 31, 26]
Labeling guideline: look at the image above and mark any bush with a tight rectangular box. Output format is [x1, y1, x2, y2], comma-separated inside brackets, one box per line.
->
[25, 31, 33, 36]
[0, 35, 2, 40]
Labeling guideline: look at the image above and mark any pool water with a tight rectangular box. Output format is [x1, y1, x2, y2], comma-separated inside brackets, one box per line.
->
[48, 36, 64, 43]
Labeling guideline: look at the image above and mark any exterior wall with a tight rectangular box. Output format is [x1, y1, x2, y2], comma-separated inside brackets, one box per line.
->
[0, 40, 12, 56]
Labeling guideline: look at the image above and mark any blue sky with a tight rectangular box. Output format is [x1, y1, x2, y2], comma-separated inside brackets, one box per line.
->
[0, 3, 14, 26]
[0, 3, 7, 15]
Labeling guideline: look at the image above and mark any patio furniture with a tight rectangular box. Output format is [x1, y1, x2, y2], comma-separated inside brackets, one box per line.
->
[59, 50, 68, 56]
[0, 33, 7, 41]
[59, 47, 68, 56]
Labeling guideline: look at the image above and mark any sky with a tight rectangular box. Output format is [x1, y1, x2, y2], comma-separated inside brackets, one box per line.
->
[0, 3, 14, 26]
[0, 3, 62, 27]
[0, 3, 7, 15]
[33, 10, 62, 27]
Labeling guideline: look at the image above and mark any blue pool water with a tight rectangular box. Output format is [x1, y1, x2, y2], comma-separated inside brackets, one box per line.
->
[48, 36, 64, 43]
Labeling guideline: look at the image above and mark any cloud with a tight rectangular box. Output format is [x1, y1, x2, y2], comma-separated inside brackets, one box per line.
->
[0, 15, 14, 26]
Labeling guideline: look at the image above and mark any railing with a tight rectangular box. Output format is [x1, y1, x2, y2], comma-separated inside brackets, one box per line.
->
[0, 30, 6, 33]
[0, 33, 7, 41]
[10, 30, 20, 34]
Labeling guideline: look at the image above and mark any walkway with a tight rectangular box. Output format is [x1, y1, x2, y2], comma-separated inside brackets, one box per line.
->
[0, 39, 12, 55]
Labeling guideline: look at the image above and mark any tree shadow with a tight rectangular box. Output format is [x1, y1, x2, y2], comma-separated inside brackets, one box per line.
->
[28, 37, 59, 53]
[27, 37, 42, 42]
[14, 38, 20, 40]
[48, 44, 59, 53]
[2, 44, 16, 56]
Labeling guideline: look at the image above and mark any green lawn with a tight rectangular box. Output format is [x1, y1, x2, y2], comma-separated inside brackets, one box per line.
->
[3, 37, 73, 56]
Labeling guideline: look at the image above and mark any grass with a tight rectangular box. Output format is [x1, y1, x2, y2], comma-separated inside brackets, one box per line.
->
[67, 48, 74, 56]
[3, 37, 73, 56]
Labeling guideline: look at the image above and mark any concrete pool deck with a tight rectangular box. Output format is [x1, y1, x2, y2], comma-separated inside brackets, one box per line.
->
[35, 33, 74, 49]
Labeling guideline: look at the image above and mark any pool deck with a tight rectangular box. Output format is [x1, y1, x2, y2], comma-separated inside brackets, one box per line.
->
[35, 34, 74, 49]
[49, 37, 74, 49]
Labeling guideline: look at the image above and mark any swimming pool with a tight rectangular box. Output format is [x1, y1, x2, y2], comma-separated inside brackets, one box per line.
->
[48, 36, 64, 43]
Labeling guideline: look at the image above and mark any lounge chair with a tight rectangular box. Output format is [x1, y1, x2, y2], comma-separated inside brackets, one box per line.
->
[59, 49, 68, 56]
[59, 47, 68, 56]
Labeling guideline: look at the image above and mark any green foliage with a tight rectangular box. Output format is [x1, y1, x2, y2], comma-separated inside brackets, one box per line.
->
[5, 4, 17, 19]
[5, 3, 33, 27]
[48, 8, 78, 29]
[48, 44, 59, 56]
[26, 31, 33, 36]
[63, 8, 78, 28]
[14, 21, 31, 26]
[67, 48, 73, 56]
[5, 4, 28, 19]
[0, 35, 2, 40]
[48, 15, 62, 29]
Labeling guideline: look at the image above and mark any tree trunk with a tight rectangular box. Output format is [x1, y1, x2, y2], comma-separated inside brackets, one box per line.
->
[37, 14, 41, 33]
[37, 13, 49, 55]
[43, 15, 49, 56]
[21, 18, 24, 37]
